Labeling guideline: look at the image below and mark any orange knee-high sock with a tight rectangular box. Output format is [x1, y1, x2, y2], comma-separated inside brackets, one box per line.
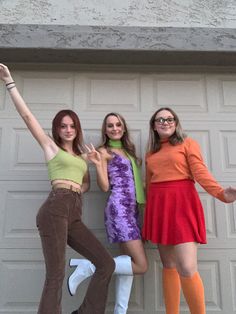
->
[162, 268, 181, 314]
[180, 272, 206, 314]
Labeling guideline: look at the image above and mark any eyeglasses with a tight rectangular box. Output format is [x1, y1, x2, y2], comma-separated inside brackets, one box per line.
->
[154, 117, 175, 125]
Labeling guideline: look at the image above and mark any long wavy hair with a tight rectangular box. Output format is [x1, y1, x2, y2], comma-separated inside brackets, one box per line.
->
[147, 107, 186, 154]
[52, 109, 84, 155]
[100, 112, 140, 162]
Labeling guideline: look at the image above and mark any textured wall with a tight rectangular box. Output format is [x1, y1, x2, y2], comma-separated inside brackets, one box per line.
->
[0, 0, 236, 65]
[0, 0, 236, 28]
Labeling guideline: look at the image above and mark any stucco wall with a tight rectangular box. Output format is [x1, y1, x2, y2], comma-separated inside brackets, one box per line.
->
[0, 0, 236, 65]
[0, 0, 236, 28]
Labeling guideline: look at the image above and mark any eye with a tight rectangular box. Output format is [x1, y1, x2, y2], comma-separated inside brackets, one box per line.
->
[155, 118, 164, 123]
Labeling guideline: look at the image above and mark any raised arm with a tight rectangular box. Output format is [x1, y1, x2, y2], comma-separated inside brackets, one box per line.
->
[0, 63, 57, 160]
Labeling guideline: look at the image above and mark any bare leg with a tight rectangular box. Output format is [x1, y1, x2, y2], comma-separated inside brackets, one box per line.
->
[119, 239, 148, 274]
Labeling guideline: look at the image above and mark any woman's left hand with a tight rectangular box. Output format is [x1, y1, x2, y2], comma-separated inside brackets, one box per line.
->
[223, 186, 236, 203]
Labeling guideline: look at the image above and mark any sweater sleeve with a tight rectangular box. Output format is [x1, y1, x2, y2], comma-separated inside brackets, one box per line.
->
[186, 138, 228, 202]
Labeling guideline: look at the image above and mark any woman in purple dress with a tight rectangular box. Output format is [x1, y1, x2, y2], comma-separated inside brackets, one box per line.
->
[68, 112, 148, 314]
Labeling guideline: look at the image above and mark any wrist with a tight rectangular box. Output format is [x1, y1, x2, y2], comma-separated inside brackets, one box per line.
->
[5, 77, 14, 85]
[5, 81, 16, 91]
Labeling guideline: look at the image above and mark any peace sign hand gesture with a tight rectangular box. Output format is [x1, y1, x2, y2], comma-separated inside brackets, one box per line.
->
[84, 143, 102, 166]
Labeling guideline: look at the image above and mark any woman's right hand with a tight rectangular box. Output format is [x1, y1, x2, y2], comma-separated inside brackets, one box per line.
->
[223, 186, 236, 203]
[0, 63, 14, 84]
[85, 144, 102, 166]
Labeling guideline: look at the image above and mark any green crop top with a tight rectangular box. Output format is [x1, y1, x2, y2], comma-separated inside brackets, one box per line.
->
[47, 148, 88, 185]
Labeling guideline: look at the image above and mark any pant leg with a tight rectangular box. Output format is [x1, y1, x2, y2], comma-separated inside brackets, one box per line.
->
[68, 193, 115, 314]
[36, 190, 70, 314]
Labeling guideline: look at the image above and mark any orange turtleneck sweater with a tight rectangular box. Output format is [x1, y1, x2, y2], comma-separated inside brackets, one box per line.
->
[145, 137, 227, 202]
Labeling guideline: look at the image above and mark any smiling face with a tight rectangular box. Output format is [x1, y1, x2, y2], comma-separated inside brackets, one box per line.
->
[105, 115, 125, 140]
[58, 115, 77, 144]
[153, 109, 176, 139]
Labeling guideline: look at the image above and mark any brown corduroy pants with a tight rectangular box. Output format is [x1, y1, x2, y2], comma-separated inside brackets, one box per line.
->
[36, 188, 115, 314]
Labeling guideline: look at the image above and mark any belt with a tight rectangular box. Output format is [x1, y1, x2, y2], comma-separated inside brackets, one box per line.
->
[52, 183, 81, 194]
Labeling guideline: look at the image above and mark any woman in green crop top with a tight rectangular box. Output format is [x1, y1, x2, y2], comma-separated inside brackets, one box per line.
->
[0, 63, 115, 314]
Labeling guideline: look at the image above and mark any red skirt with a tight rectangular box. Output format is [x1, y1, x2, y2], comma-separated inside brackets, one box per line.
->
[142, 180, 206, 245]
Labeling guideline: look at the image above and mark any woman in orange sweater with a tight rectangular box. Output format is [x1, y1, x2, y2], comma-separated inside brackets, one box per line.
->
[142, 107, 236, 314]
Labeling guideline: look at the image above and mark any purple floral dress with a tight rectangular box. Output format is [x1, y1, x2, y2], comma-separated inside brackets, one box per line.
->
[105, 152, 141, 243]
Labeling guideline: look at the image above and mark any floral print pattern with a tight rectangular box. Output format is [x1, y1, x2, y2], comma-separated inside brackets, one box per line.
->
[105, 153, 141, 243]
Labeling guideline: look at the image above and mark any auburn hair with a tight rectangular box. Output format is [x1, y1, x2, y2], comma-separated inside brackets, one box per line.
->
[52, 109, 84, 155]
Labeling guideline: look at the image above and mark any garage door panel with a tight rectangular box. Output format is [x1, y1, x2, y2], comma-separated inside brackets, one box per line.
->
[0, 250, 44, 314]
[219, 130, 236, 172]
[82, 189, 108, 242]
[226, 202, 236, 239]
[0, 181, 49, 249]
[231, 260, 236, 311]
[0, 120, 49, 180]
[198, 189, 236, 247]
[11, 128, 45, 170]
[199, 191, 217, 239]
[1, 71, 75, 119]
[17, 71, 74, 116]
[76, 73, 141, 112]
[216, 76, 236, 113]
[152, 74, 208, 112]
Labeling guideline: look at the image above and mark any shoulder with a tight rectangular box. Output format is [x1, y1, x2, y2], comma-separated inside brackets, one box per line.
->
[183, 137, 201, 151]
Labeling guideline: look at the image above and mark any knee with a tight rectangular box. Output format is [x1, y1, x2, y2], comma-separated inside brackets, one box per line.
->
[108, 256, 116, 275]
[139, 260, 148, 274]
[161, 260, 177, 269]
[177, 261, 196, 277]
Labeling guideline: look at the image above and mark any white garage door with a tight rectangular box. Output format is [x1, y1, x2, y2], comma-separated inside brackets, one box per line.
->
[0, 67, 235, 314]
